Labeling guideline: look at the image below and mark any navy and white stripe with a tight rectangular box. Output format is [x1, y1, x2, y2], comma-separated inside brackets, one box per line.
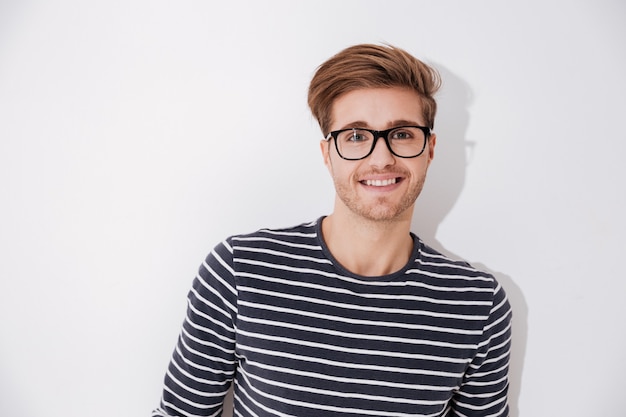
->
[154, 218, 512, 417]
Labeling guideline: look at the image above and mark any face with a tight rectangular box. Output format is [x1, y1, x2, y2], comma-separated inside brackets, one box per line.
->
[321, 87, 436, 223]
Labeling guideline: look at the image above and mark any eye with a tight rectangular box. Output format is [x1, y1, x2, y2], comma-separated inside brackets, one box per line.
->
[351, 132, 367, 142]
[340, 129, 370, 143]
[390, 129, 414, 140]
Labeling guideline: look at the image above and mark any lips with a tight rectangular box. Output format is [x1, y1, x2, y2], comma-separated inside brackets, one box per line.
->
[362, 178, 398, 187]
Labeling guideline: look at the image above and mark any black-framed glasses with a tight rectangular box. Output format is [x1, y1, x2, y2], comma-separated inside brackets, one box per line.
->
[324, 125, 431, 160]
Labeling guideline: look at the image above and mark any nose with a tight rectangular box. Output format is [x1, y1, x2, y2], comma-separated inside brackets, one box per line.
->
[367, 136, 395, 168]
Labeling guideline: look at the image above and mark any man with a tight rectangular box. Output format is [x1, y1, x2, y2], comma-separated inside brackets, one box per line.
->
[153, 44, 512, 417]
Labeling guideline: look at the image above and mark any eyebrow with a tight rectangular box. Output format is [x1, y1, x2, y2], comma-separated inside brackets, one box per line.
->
[337, 120, 423, 130]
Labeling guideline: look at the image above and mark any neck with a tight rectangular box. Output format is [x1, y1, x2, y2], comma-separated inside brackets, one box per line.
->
[321, 209, 414, 277]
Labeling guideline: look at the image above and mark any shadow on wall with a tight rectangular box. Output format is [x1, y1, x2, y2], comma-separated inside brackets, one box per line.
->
[412, 64, 527, 417]
[411, 64, 471, 246]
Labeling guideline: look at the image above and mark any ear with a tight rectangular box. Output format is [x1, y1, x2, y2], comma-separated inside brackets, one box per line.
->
[320, 139, 332, 170]
[427, 133, 436, 163]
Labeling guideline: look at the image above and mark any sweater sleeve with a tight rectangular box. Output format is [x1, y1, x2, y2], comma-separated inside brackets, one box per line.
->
[152, 239, 238, 417]
[450, 280, 513, 417]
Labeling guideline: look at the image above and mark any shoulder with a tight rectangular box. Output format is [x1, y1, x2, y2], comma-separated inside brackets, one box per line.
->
[412, 239, 512, 327]
[229, 219, 321, 251]
[411, 238, 506, 300]
[415, 239, 495, 278]
[201, 219, 322, 286]
[214, 219, 326, 267]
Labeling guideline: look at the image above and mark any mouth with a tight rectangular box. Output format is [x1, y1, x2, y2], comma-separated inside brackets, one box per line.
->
[360, 177, 400, 187]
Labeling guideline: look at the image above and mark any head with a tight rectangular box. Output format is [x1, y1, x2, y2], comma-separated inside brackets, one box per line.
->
[308, 44, 441, 223]
[307, 44, 441, 136]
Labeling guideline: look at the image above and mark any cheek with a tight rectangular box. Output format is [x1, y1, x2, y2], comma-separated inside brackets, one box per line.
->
[324, 144, 343, 173]
[328, 157, 356, 183]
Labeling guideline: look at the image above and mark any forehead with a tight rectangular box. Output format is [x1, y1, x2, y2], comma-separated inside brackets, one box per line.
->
[330, 87, 424, 130]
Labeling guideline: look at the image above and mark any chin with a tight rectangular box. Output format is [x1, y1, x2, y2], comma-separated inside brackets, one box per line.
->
[353, 202, 414, 223]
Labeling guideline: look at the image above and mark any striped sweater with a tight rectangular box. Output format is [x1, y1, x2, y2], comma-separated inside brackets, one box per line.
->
[153, 218, 512, 417]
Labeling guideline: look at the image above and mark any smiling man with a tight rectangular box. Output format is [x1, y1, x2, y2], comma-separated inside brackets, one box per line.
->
[153, 44, 512, 417]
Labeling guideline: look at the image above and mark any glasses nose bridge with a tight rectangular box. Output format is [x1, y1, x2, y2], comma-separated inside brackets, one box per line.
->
[370, 129, 393, 154]
[366, 129, 396, 161]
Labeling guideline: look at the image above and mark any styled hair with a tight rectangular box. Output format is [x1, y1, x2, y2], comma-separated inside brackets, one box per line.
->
[307, 44, 441, 135]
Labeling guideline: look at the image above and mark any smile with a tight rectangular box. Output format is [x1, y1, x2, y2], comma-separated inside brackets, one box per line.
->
[362, 178, 398, 187]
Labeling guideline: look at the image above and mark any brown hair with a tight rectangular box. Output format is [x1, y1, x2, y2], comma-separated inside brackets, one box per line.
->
[307, 44, 441, 135]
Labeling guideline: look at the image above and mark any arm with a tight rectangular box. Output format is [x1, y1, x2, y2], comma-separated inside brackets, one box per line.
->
[450, 281, 513, 417]
[153, 239, 238, 417]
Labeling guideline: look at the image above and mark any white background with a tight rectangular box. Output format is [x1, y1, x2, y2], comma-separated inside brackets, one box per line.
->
[1, 1, 624, 416]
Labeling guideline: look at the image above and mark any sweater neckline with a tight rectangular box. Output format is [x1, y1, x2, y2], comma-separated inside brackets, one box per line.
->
[314, 216, 421, 282]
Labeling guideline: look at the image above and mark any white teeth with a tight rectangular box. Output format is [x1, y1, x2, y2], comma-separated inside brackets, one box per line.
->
[364, 178, 397, 186]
